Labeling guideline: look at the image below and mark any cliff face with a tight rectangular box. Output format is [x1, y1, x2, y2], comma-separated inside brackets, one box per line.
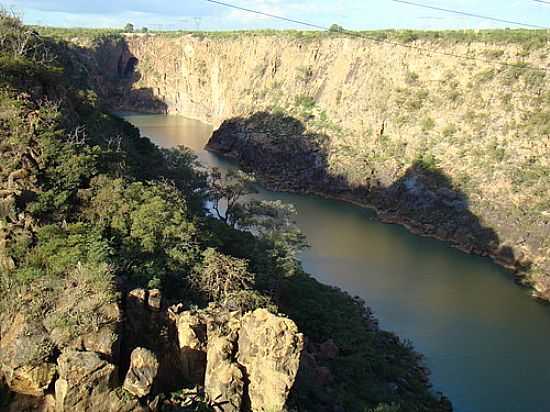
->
[108, 33, 550, 299]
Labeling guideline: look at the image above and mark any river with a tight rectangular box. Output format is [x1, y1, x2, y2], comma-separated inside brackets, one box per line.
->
[122, 113, 550, 412]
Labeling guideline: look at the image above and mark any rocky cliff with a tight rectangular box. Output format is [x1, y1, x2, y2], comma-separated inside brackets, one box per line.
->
[103, 32, 549, 299]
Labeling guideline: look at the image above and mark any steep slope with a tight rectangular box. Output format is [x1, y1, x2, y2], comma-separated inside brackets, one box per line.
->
[0, 19, 452, 412]
[103, 31, 549, 299]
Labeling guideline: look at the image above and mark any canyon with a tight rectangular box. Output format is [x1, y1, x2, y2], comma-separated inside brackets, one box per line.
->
[94, 32, 549, 299]
[2, 23, 549, 412]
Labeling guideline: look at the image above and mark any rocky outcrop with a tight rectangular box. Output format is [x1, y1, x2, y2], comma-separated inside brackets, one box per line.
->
[171, 305, 304, 412]
[0, 313, 56, 397]
[3, 363, 56, 398]
[237, 309, 303, 412]
[123, 348, 159, 398]
[205, 334, 244, 412]
[54, 350, 117, 412]
[172, 308, 208, 385]
[1, 289, 305, 412]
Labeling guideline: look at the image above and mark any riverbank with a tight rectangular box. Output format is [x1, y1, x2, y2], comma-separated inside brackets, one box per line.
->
[51, 30, 549, 300]
[205, 113, 549, 301]
[127, 112, 550, 412]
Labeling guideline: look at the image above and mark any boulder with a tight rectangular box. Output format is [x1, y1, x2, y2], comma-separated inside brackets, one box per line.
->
[123, 347, 159, 398]
[205, 334, 243, 412]
[0, 313, 56, 396]
[5, 363, 56, 397]
[237, 309, 304, 412]
[55, 350, 117, 412]
[175, 310, 207, 385]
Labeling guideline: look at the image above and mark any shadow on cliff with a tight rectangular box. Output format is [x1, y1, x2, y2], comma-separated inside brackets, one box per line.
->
[206, 111, 532, 276]
[76, 36, 168, 113]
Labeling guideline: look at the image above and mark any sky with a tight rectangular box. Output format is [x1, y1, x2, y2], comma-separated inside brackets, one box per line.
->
[9, 0, 550, 31]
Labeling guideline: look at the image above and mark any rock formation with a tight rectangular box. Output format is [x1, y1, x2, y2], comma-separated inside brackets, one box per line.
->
[123, 348, 159, 398]
[171, 304, 304, 412]
[1, 289, 305, 412]
[237, 309, 304, 412]
[55, 350, 117, 412]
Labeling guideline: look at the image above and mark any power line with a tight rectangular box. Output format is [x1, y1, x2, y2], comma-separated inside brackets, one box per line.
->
[202, 0, 550, 73]
[533, 0, 550, 5]
[391, 0, 547, 29]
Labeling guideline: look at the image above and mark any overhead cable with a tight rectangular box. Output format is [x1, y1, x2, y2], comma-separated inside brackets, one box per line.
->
[202, 0, 550, 73]
[391, 0, 547, 29]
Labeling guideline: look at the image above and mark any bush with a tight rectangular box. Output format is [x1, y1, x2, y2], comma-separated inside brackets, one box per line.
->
[193, 248, 255, 304]
[295, 95, 316, 111]
[329, 24, 344, 33]
[420, 116, 435, 131]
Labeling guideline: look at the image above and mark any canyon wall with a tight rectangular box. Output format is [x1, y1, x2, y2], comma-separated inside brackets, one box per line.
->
[109, 33, 549, 298]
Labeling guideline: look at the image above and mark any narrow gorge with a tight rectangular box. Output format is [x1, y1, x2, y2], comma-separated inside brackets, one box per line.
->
[92, 32, 550, 300]
[1, 19, 463, 412]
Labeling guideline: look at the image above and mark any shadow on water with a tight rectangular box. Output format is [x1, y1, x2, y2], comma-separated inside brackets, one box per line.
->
[124, 112, 550, 412]
[207, 111, 531, 276]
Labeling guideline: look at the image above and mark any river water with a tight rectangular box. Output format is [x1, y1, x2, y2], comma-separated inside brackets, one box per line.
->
[122, 113, 550, 412]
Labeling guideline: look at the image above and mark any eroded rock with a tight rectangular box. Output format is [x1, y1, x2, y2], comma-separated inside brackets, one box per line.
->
[123, 347, 159, 398]
[175, 310, 208, 385]
[237, 309, 304, 412]
[5, 363, 56, 397]
[205, 333, 243, 412]
[55, 350, 117, 412]
[0, 313, 56, 396]
[172, 305, 304, 412]
[147, 289, 162, 312]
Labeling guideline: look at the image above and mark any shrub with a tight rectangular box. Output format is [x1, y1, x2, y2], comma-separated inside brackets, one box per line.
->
[329, 24, 344, 33]
[405, 70, 419, 85]
[420, 116, 435, 131]
[193, 248, 255, 303]
[295, 94, 317, 111]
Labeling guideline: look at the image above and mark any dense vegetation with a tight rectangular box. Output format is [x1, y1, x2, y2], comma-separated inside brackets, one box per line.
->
[0, 14, 451, 411]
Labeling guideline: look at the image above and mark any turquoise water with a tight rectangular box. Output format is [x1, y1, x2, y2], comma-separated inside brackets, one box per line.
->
[123, 113, 550, 412]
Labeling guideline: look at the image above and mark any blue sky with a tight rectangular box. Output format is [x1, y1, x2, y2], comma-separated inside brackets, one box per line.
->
[10, 0, 550, 30]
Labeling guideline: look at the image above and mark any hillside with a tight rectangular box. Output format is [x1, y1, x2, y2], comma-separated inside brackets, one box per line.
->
[0, 14, 452, 412]
[77, 29, 550, 300]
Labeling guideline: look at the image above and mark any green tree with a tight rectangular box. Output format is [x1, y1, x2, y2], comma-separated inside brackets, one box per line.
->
[123, 23, 134, 33]
[208, 169, 308, 276]
[237, 200, 308, 276]
[141, 27, 148, 33]
[329, 24, 344, 33]
[208, 168, 257, 227]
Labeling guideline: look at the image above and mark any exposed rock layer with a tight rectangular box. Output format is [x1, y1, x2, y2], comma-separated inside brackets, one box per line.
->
[89, 33, 549, 299]
[99, 35, 550, 298]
